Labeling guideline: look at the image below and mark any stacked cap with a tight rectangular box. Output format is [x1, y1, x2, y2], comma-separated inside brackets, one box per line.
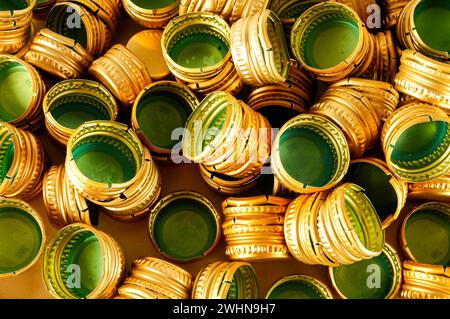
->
[246, 63, 315, 128]
[362, 30, 399, 84]
[116, 257, 193, 299]
[183, 91, 271, 195]
[221, 196, 291, 261]
[65, 121, 162, 222]
[401, 261, 450, 299]
[89, 45, 152, 107]
[0, 0, 34, 55]
[179, 0, 271, 23]
[25, 0, 121, 79]
[231, 10, 291, 86]
[310, 86, 382, 158]
[408, 174, 450, 202]
[331, 78, 399, 122]
[0, 123, 46, 200]
[394, 49, 450, 113]
[284, 183, 385, 266]
[43, 164, 98, 228]
[24, 28, 94, 80]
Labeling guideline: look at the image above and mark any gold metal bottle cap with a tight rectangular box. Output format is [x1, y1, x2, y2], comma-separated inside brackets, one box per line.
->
[271, 113, 350, 194]
[42, 164, 97, 229]
[192, 261, 259, 299]
[400, 202, 450, 266]
[0, 122, 46, 200]
[65, 120, 145, 203]
[43, 79, 118, 146]
[42, 223, 125, 299]
[149, 190, 221, 262]
[116, 257, 193, 299]
[266, 274, 333, 299]
[381, 101, 450, 183]
[126, 30, 171, 81]
[123, 0, 179, 28]
[343, 157, 408, 229]
[329, 243, 402, 299]
[0, 197, 45, 278]
[131, 81, 199, 158]
[408, 174, 450, 202]
[0, 54, 45, 131]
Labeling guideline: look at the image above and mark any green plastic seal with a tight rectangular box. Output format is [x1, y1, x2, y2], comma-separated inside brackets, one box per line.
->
[149, 190, 221, 262]
[401, 202, 450, 266]
[266, 275, 333, 299]
[132, 81, 198, 156]
[329, 243, 402, 299]
[0, 198, 45, 277]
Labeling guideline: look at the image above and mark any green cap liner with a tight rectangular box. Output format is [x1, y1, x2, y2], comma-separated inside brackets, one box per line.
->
[403, 203, 450, 266]
[267, 275, 332, 299]
[414, 0, 450, 53]
[0, 200, 44, 276]
[391, 121, 449, 169]
[135, 83, 197, 150]
[150, 191, 219, 262]
[279, 126, 336, 187]
[72, 138, 137, 184]
[169, 30, 229, 69]
[330, 244, 401, 299]
[343, 162, 398, 222]
[49, 93, 112, 130]
[0, 58, 33, 122]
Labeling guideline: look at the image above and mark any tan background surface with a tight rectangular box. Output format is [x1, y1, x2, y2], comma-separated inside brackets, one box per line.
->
[0, 14, 408, 299]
